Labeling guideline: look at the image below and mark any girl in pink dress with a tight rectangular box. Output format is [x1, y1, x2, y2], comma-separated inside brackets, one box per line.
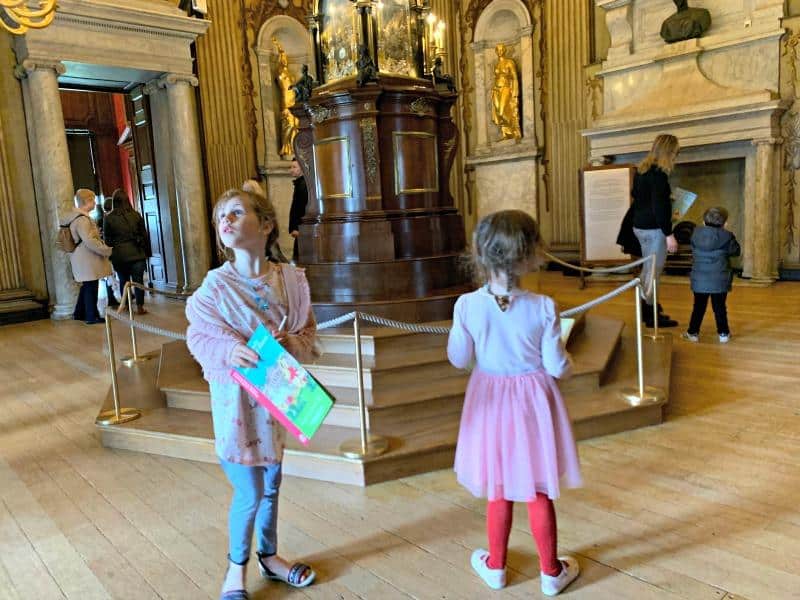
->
[186, 182, 318, 600]
[447, 210, 582, 596]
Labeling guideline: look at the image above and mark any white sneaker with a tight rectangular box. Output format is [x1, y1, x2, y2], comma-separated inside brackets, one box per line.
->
[470, 548, 506, 590]
[719, 333, 730, 343]
[541, 556, 580, 596]
[681, 332, 699, 342]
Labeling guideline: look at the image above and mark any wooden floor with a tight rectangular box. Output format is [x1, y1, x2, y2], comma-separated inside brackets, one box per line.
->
[1, 273, 799, 599]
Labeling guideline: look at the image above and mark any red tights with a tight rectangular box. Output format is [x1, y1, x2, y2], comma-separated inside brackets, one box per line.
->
[486, 494, 561, 576]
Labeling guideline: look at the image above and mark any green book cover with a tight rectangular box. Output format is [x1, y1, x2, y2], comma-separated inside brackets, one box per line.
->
[230, 324, 334, 445]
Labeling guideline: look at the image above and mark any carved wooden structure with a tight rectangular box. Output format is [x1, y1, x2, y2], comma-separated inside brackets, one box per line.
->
[291, 1, 469, 322]
[292, 77, 467, 321]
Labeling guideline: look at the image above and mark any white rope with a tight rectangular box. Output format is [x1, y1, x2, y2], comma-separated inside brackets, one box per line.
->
[543, 251, 653, 274]
[106, 279, 643, 339]
[316, 311, 357, 330]
[105, 309, 187, 340]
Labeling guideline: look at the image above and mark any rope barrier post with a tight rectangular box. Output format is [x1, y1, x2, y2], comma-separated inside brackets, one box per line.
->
[340, 312, 389, 459]
[96, 311, 142, 425]
[120, 282, 154, 367]
[620, 281, 665, 407]
[645, 254, 662, 340]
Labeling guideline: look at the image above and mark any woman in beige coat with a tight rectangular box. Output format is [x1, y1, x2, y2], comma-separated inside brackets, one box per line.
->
[60, 189, 112, 323]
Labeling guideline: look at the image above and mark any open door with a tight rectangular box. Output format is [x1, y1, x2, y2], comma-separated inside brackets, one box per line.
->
[127, 87, 167, 288]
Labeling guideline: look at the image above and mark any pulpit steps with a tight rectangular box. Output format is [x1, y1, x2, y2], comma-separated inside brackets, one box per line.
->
[96, 314, 671, 486]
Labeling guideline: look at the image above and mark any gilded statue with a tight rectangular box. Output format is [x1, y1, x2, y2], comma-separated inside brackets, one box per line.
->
[491, 44, 522, 141]
[273, 37, 299, 158]
[660, 0, 711, 44]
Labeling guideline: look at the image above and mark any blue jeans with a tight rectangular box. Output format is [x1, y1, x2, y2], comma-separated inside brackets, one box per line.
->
[220, 460, 282, 565]
[633, 228, 667, 303]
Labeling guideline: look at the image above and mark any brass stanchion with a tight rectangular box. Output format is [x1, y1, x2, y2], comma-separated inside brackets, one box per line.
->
[96, 312, 142, 425]
[645, 256, 663, 340]
[340, 312, 389, 459]
[120, 282, 153, 366]
[621, 282, 665, 406]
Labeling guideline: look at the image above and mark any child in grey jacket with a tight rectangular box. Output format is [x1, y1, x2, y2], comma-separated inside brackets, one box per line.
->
[683, 207, 741, 343]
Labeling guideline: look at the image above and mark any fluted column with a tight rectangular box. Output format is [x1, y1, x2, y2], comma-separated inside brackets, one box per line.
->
[21, 59, 75, 318]
[0, 105, 25, 292]
[160, 73, 212, 291]
[751, 137, 781, 284]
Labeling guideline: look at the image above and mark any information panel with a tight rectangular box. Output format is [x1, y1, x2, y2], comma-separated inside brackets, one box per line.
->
[579, 165, 636, 264]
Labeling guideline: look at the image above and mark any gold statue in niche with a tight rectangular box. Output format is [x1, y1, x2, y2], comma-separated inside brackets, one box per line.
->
[491, 43, 522, 141]
[273, 37, 299, 158]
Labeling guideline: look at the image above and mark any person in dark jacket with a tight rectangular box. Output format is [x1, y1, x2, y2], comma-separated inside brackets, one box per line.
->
[287, 159, 307, 263]
[103, 189, 150, 315]
[682, 207, 740, 343]
[96, 196, 120, 308]
[631, 134, 680, 328]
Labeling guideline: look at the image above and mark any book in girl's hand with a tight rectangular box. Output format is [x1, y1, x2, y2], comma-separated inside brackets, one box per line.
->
[230, 324, 334, 445]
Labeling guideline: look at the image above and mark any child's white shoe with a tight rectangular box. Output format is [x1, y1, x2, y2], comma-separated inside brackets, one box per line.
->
[719, 333, 730, 343]
[681, 332, 699, 343]
[541, 556, 580, 596]
[470, 548, 506, 590]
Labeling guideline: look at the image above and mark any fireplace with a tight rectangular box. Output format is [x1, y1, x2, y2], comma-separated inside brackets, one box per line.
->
[584, 0, 787, 283]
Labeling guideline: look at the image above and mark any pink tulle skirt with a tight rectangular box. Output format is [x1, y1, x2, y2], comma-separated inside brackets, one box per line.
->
[454, 369, 583, 502]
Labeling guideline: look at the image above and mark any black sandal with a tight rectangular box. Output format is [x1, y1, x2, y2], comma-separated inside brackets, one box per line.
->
[257, 555, 315, 588]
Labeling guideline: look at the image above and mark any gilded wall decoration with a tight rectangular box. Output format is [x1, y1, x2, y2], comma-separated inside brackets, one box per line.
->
[490, 43, 522, 140]
[585, 75, 603, 123]
[241, 0, 313, 170]
[459, 0, 546, 197]
[359, 118, 379, 184]
[782, 111, 799, 254]
[781, 30, 800, 254]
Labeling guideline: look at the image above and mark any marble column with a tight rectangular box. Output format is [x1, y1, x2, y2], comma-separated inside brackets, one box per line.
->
[751, 137, 781, 284]
[21, 59, 76, 318]
[160, 73, 212, 291]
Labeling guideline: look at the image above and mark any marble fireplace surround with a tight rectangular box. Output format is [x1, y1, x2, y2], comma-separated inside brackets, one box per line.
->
[584, 0, 787, 283]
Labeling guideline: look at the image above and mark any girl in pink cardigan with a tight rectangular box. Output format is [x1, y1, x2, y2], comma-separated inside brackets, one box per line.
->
[186, 182, 318, 600]
[448, 210, 582, 596]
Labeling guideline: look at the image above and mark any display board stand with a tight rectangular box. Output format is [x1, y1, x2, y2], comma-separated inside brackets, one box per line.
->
[578, 164, 636, 289]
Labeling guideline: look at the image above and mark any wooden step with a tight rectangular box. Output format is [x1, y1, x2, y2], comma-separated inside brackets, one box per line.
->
[96, 325, 671, 487]
[157, 314, 622, 412]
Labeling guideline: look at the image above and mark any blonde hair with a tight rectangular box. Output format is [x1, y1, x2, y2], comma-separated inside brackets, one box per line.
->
[471, 210, 544, 291]
[212, 181, 279, 262]
[638, 134, 680, 174]
[74, 188, 96, 208]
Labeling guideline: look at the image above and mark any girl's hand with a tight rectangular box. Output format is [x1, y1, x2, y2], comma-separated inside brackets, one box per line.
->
[231, 343, 260, 368]
[270, 329, 288, 345]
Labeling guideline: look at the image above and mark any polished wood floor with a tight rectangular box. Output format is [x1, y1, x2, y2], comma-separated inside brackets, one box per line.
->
[1, 273, 799, 599]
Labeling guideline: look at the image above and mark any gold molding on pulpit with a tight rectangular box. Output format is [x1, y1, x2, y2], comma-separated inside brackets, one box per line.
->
[313, 135, 353, 200]
[1, 0, 57, 35]
[392, 131, 439, 195]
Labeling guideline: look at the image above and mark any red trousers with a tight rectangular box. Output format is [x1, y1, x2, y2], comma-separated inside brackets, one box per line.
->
[486, 494, 561, 576]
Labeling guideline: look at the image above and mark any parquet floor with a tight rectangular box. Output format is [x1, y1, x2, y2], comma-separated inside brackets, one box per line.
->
[1, 273, 798, 599]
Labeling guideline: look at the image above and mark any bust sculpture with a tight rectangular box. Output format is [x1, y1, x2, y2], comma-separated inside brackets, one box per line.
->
[491, 44, 521, 141]
[660, 0, 711, 44]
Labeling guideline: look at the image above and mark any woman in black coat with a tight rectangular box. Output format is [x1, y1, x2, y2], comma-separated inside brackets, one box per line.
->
[103, 189, 150, 315]
[631, 134, 680, 328]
